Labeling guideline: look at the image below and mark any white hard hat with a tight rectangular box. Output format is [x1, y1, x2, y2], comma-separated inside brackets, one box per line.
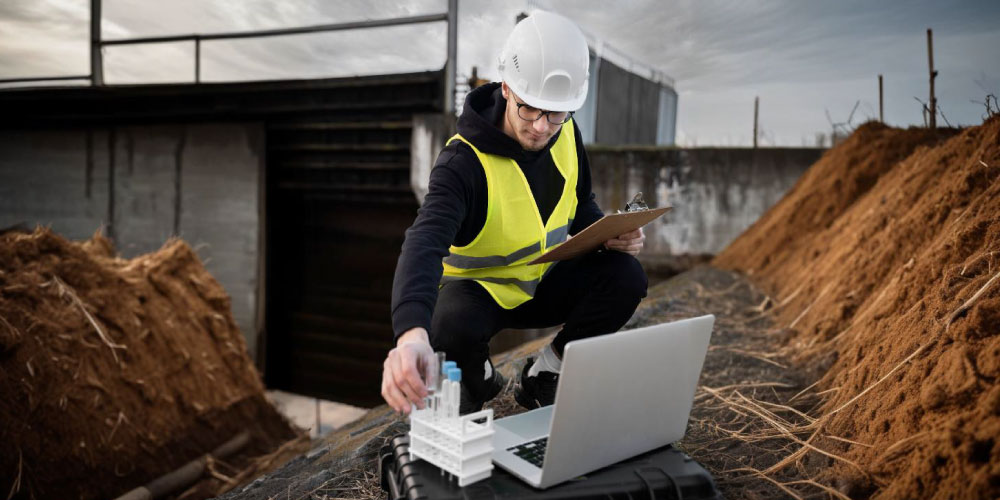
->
[497, 11, 590, 112]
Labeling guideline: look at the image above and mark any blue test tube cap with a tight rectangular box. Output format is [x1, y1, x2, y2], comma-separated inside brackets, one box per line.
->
[447, 367, 462, 382]
[442, 361, 457, 375]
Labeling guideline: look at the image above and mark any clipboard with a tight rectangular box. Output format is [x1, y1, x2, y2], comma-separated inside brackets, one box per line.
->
[529, 206, 672, 264]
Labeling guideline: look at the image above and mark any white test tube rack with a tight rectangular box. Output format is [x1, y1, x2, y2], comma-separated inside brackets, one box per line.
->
[409, 407, 495, 486]
[408, 363, 495, 487]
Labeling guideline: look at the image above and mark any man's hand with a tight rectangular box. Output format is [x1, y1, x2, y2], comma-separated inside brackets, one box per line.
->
[382, 327, 436, 415]
[604, 227, 645, 256]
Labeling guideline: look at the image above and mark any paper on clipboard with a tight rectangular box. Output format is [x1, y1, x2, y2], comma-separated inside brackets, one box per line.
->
[529, 206, 672, 265]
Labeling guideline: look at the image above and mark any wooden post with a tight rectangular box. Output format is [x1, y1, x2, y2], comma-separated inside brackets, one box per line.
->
[878, 74, 884, 123]
[753, 96, 759, 148]
[927, 28, 937, 129]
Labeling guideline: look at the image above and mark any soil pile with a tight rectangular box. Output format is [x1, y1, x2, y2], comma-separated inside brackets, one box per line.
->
[715, 116, 1000, 498]
[716, 121, 948, 283]
[0, 228, 299, 500]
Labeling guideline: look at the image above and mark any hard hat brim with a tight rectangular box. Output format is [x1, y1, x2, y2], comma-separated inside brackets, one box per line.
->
[506, 79, 588, 113]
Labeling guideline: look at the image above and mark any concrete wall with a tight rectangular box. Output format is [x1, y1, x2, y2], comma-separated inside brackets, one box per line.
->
[410, 113, 455, 205]
[0, 130, 111, 240]
[0, 123, 265, 358]
[587, 147, 826, 255]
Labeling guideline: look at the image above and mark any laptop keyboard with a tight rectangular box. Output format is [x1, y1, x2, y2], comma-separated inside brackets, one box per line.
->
[508, 437, 548, 468]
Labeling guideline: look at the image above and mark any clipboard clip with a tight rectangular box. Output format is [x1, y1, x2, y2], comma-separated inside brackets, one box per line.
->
[623, 191, 648, 213]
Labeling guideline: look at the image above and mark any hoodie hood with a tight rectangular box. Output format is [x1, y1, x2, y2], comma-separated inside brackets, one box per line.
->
[456, 82, 560, 164]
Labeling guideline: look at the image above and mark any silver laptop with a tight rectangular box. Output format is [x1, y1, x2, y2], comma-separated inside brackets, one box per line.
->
[491, 314, 714, 489]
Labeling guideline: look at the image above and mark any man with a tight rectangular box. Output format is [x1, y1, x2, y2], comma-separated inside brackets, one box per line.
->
[382, 11, 647, 416]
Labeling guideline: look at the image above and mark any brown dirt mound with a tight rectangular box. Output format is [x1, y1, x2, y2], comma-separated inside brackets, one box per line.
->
[0, 228, 299, 500]
[716, 121, 951, 285]
[715, 116, 1000, 498]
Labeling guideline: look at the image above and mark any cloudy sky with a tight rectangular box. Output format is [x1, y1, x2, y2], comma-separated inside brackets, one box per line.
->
[1, 0, 998, 146]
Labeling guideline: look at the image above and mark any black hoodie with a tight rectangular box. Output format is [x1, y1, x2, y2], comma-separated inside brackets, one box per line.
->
[390, 82, 604, 339]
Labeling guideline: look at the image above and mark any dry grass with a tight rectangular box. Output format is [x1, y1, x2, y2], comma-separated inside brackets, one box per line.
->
[641, 269, 880, 499]
[945, 270, 1000, 329]
[46, 276, 128, 364]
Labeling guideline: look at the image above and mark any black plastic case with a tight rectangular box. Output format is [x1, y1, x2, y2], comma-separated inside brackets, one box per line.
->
[379, 434, 721, 500]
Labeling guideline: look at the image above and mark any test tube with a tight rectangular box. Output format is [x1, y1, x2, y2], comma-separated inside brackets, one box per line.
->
[427, 353, 442, 417]
[435, 352, 447, 391]
[447, 368, 462, 419]
[427, 353, 440, 393]
[440, 361, 456, 420]
[440, 376, 450, 420]
[417, 353, 437, 417]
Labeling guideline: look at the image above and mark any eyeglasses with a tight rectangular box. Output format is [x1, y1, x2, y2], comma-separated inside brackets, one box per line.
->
[512, 96, 574, 125]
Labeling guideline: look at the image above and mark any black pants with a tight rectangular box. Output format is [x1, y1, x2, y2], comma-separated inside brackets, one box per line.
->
[429, 250, 648, 401]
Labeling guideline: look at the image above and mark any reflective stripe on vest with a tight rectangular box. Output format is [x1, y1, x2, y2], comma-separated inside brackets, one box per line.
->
[440, 120, 579, 309]
[441, 220, 573, 270]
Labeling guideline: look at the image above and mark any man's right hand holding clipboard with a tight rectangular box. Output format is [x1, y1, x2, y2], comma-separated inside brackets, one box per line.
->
[604, 226, 646, 256]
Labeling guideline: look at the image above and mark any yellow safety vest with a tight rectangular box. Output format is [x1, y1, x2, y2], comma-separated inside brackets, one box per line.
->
[441, 120, 579, 309]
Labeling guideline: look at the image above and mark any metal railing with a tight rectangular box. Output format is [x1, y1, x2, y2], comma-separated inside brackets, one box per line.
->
[0, 0, 459, 113]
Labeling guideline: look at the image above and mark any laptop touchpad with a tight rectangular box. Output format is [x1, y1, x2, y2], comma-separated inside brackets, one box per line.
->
[500, 406, 554, 439]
